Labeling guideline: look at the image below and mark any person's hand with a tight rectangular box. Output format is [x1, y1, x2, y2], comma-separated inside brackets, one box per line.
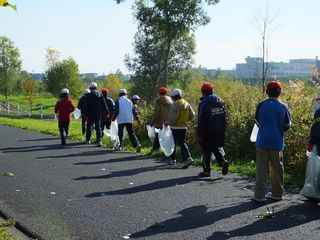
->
[112, 116, 116, 122]
[163, 121, 169, 127]
[136, 119, 142, 125]
[307, 143, 314, 152]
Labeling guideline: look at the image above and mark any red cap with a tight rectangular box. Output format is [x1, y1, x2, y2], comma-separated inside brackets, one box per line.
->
[101, 88, 109, 95]
[201, 82, 213, 91]
[266, 81, 281, 90]
[159, 87, 168, 94]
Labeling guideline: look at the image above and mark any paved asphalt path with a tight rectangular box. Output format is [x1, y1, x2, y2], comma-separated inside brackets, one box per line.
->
[0, 124, 319, 240]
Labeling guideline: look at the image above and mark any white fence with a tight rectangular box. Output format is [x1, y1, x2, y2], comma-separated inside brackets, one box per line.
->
[0, 102, 54, 119]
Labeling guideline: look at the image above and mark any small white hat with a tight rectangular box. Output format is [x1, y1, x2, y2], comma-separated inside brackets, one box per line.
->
[171, 88, 182, 97]
[83, 89, 90, 94]
[61, 88, 69, 94]
[89, 82, 97, 89]
[132, 95, 140, 100]
[119, 89, 127, 94]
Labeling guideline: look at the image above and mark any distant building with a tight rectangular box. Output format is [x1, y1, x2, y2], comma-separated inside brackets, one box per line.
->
[235, 56, 320, 80]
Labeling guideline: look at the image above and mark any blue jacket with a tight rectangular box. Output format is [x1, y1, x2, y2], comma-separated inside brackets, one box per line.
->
[255, 98, 291, 150]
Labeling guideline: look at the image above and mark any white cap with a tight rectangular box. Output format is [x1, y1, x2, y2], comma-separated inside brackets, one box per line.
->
[171, 88, 182, 97]
[61, 88, 69, 94]
[119, 89, 127, 94]
[89, 82, 97, 89]
[83, 89, 90, 94]
[132, 95, 140, 100]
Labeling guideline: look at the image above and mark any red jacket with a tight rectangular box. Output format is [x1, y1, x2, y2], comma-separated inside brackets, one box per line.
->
[54, 97, 75, 122]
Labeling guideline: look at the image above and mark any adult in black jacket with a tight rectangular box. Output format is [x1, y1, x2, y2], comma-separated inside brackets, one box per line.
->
[77, 89, 90, 135]
[101, 88, 115, 135]
[197, 82, 228, 177]
[85, 82, 109, 147]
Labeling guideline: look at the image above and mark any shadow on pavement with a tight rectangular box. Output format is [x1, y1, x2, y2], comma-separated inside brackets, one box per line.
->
[19, 137, 57, 142]
[208, 202, 320, 239]
[74, 164, 168, 180]
[85, 176, 223, 198]
[38, 149, 114, 159]
[73, 155, 150, 165]
[130, 200, 267, 239]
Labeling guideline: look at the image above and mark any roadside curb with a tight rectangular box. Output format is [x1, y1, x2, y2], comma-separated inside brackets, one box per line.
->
[0, 210, 44, 240]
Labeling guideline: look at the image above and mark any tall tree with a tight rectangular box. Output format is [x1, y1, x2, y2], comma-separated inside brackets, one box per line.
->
[0, 36, 21, 99]
[251, 2, 278, 93]
[22, 78, 39, 109]
[126, 0, 219, 101]
[104, 73, 126, 99]
[44, 57, 83, 98]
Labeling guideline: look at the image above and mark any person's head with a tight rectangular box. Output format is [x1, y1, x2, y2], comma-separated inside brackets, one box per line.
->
[131, 95, 140, 104]
[89, 82, 97, 91]
[60, 88, 69, 98]
[266, 81, 281, 98]
[119, 88, 127, 97]
[83, 89, 90, 95]
[201, 82, 213, 96]
[171, 88, 182, 101]
[101, 88, 109, 96]
[159, 87, 168, 96]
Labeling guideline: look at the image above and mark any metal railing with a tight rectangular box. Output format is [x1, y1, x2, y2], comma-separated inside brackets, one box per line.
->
[0, 102, 55, 119]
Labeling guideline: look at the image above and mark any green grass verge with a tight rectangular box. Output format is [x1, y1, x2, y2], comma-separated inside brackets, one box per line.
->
[0, 219, 16, 240]
[0, 115, 304, 188]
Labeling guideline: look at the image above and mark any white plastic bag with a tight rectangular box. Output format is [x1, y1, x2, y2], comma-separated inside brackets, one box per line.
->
[300, 147, 320, 199]
[104, 121, 120, 148]
[73, 108, 81, 120]
[146, 125, 156, 143]
[250, 123, 259, 142]
[158, 125, 175, 157]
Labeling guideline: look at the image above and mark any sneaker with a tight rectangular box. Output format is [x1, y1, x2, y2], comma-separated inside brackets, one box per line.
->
[221, 161, 229, 175]
[136, 145, 141, 153]
[198, 171, 211, 177]
[265, 192, 282, 201]
[251, 197, 267, 203]
[168, 159, 176, 166]
[182, 157, 193, 169]
[97, 141, 102, 147]
[113, 146, 122, 151]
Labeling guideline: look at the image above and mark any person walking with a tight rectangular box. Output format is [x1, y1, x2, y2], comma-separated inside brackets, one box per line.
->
[167, 88, 195, 168]
[54, 88, 75, 145]
[77, 89, 90, 135]
[150, 87, 173, 152]
[253, 80, 291, 202]
[101, 88, 115, 135]
[197, 82, 229, 177]
[85, 82, 109, 147]
[113, 89, 141, 152]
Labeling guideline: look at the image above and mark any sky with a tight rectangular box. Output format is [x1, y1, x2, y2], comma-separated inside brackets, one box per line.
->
[1, 0, 319, 74]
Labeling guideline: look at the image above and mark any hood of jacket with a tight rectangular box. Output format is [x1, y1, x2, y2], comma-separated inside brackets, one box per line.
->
[156, 95, 173, 106]
[173, 99, 189, 110]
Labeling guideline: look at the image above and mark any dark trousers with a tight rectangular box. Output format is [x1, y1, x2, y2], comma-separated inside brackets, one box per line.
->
[58, 121, 69, 145]
[118, 123, 139, 148]
[86, 119, 102, 142]
[152, 132, 160, 151]
[202, 146, 225, 173]
[81, 117, 87, 135]
[169, 128, 191, 162]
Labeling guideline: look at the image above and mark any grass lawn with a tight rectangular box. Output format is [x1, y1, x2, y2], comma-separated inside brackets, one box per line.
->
[0, 219, 16, 240]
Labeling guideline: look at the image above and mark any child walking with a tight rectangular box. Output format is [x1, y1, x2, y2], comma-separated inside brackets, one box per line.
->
[54, 88, 75, 145]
